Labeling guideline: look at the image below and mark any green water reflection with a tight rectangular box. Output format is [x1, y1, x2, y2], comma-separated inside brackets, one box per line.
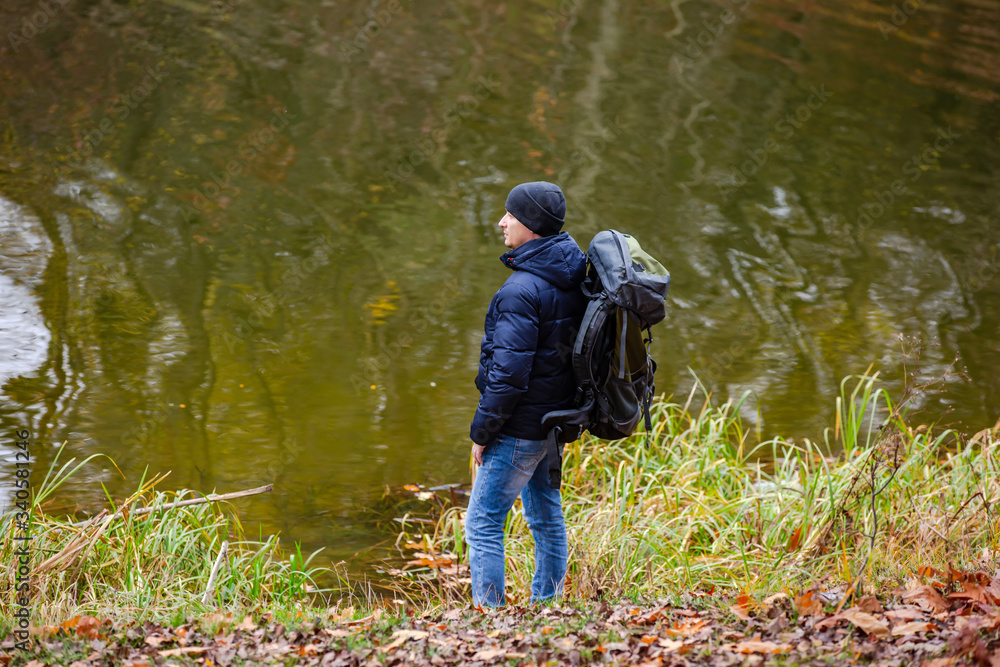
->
[0, 0, 997, 574]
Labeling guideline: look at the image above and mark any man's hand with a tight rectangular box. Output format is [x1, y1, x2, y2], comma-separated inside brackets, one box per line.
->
[472, 443, 486, 466]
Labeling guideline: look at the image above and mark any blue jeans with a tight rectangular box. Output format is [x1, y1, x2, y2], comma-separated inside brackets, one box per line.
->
[465, 434, 567, 607]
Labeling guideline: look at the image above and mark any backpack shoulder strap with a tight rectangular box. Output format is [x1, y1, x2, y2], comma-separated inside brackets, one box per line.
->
[574, 295, 613, 390]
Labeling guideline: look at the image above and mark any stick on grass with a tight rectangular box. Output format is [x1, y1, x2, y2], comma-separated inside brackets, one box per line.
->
[203, 540, 230, 605]
[70, 484, 274, 527]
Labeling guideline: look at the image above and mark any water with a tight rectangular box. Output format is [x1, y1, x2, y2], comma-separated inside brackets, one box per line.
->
[0, 0, 998, 574]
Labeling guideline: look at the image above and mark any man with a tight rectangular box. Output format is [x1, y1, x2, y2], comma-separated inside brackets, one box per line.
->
[466, 181, 587, 607]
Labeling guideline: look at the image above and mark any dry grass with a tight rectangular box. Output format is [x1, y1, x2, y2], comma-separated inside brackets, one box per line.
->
[0, 452, 330, 631]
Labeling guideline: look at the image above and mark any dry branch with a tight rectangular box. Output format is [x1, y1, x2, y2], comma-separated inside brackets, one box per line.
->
[69, 484, 274, 528]
[202, 540, 230, 605]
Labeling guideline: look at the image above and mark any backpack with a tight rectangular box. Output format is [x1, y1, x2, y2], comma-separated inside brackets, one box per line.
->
[542, 230, 671, 469]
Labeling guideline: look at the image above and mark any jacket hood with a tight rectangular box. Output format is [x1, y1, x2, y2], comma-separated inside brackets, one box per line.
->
[500, 231, 587, 290]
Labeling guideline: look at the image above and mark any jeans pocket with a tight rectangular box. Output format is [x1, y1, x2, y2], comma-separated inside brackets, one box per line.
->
[511, 438, 547, 475]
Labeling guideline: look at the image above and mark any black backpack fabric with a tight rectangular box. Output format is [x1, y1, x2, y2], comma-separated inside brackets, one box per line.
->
[541, 230, 671, 487]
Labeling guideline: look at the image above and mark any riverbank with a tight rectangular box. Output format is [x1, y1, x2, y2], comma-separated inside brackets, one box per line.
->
[391, 371, 998, 607]
[4, 371, 999, 664]
[0, 450, 331, 640]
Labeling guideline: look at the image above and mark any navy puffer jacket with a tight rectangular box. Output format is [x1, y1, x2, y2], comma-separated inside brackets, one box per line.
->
[470, 232, 587, 447]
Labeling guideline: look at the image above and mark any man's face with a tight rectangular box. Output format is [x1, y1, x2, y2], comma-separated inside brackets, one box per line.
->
[499, 211, 540, 249]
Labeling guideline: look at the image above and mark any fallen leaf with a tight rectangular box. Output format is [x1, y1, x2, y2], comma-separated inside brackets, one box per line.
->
[786, 526, 803, 552]
[885, 608, 927, 621]
[948, 565, 991, 586]
[345, 608, 383, 625]
[922, 658, 956, 667]
[329, 605, 355, 622]
[321, 628, 353, 638]
[730, 604, 751, 621]
[472, 648, 506, 661]
[794, 590, 824, 616]
[729, 639, 792, 654]
[158, 647, 209, 657]
[891, 621, 935, 636]
[955, 615, 1000, 632]
[634, 605, 670, 624]
[553, 637, 575, 651]
[76, 615, 101, 639]
[640, 635, 657, 645]
[235, 615, 256, 632]
[33, 624, 60, 638]
[730, 594, 752, 621]
[766, 613, 789, 635]
[144, 634, 169, 648]
[841, 610, 890, 637]
[902, 584, 950, 614]
[985, 578, 1000, 605]
[950, 582, 990, 605]
[664, 618, 708, 637]
[383, 629, 429, 651]
[405, 556, 454, 569]
[814, 614, 846, 631]
[857, 595, 884, 613]
[657, 638, 684, 652]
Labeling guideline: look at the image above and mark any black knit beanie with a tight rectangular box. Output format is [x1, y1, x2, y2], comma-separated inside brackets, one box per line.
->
[504, 181, 566, 237]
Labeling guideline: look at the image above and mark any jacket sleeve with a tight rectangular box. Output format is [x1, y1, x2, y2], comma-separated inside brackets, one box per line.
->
[469, 283, 539, 447]
[475, 332, 488, 394]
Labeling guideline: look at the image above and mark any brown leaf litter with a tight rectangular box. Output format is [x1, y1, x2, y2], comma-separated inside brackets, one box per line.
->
[9, 567, 1000, 666]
